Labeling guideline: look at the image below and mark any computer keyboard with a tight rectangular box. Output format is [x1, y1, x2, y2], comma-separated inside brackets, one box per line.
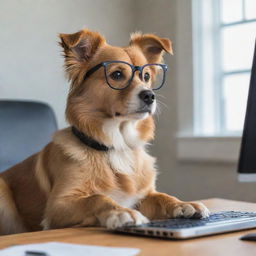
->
[142, 211, 256, 229]
[116, 211, 256, 239]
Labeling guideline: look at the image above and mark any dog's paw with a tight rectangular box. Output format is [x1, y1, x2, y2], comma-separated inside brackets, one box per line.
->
[105, 209, 149, 229]
[171, 202, 210, 219]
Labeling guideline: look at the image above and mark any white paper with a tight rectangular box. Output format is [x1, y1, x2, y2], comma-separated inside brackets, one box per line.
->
[0, 242, 140, 256]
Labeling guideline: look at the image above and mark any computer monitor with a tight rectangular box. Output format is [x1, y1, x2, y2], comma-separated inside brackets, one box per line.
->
[238, 39, 256, 182]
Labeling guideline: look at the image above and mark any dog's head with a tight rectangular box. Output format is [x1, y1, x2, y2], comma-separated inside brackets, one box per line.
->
[59, 29, 172, 143]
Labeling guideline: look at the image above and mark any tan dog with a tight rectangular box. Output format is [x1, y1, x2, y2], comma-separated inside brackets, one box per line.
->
[0, 29, 209, 235]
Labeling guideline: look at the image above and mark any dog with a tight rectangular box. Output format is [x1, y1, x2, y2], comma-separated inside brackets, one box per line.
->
[0, 29, 210, 235]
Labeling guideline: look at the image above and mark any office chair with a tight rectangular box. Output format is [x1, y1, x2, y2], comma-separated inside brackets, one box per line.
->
[0, 100, 58, 172]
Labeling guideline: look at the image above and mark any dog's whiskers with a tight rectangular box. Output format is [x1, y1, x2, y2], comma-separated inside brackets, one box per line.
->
[155, 104, 162, 121]
[156, 93, 167, 100]
[156, 99, 169, 110]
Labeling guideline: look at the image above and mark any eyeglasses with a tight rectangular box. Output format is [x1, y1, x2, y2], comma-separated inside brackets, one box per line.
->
[84, 60, 168, 90]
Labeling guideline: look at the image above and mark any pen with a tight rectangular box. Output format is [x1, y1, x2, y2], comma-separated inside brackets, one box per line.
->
[25, 250, 48, 256]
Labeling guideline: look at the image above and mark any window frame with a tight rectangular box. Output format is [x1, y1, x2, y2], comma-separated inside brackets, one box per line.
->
[193, 0, 256, 136]
[217, 0, 256, 134]
[176, 0, 243, 162]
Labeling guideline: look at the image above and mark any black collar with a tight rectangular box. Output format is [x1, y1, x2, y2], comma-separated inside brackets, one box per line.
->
[71, 126, 109, 152]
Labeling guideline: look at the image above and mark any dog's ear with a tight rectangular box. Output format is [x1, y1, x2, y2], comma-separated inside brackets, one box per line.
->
[59, 29, 105, 83]
[129, 32, 173, 63]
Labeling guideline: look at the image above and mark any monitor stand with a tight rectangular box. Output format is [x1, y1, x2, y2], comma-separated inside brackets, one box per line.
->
[238, 173, 256, 182]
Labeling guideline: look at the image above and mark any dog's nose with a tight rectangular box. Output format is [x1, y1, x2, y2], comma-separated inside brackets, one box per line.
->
[139, 90, 155, 105]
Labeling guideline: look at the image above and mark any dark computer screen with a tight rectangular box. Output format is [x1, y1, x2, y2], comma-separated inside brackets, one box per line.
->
[238, 39, 256, 174]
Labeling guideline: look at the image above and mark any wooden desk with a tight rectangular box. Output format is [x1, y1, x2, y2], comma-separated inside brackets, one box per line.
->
[0, 198, 256, 256]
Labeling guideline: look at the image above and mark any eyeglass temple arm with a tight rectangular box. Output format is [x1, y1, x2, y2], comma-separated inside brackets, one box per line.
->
[84, 63, 104, 80]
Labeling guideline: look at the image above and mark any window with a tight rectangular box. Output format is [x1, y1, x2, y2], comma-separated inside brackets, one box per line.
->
[193, 0, 256, 136]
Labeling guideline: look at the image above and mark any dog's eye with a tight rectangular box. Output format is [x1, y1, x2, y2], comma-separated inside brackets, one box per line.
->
[110, 71, 123, 80]
[144, 72, 150, 82]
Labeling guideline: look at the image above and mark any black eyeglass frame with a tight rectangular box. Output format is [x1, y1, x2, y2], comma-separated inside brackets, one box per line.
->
[84, 60, 168, 90]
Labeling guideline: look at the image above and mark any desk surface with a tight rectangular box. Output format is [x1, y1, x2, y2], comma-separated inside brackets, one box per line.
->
[0, 198, 256, 256]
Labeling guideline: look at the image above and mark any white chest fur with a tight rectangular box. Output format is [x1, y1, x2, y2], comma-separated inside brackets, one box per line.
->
[103, 119, 144, 174]
[107, 149, 134, 174]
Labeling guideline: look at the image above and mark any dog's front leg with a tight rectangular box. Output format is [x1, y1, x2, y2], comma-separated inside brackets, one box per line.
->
[138, 192, 210, 220]
[43, 194, 148, 230]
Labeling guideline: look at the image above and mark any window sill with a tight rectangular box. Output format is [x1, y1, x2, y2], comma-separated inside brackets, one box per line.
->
[176, 135, 242, 163]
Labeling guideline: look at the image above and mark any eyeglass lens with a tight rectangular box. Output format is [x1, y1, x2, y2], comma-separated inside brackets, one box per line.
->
[104, 62, 165, 90]
[141, 64, 165, 90]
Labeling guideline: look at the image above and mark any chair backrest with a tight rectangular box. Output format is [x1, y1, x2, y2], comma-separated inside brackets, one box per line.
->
[0, 100, 57, 172]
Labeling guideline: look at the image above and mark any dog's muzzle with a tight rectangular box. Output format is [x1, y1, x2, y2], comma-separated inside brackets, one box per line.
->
[136, 89, 156, 114]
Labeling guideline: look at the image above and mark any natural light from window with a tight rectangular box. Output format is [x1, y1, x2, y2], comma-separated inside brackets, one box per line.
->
[221, 0, 256, 133]
[193, 0, 256, 136]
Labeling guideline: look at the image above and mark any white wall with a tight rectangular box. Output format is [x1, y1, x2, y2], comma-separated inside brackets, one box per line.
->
[0, 0, 135, 128]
